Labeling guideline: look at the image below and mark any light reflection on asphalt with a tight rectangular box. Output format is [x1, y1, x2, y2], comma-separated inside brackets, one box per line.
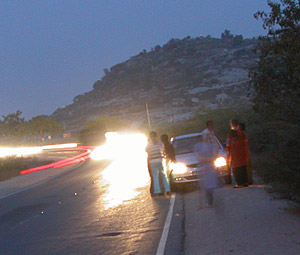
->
[100, 155, 150, 209]
[98, 143, 150, 209]
[90, 132, 150, 209]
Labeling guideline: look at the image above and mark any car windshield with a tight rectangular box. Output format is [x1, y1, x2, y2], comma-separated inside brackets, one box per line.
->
[172, 136, 202, 155]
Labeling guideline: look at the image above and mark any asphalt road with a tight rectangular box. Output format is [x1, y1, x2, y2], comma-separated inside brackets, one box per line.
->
[0, 160, 181, 255]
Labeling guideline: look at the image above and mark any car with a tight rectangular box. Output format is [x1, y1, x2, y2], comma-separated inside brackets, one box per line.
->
[168, 132, 231, 191]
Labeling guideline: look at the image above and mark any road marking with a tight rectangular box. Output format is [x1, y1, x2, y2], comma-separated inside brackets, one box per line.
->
[19, 214, 40, 225]
[0, 176, 58, 200]
[156, 193, 176, 255]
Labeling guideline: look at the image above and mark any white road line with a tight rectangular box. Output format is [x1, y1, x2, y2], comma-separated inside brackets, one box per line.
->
[156, 193, 176, 255]
[0, 176, 57, 200]
[19, 214, 40, 225]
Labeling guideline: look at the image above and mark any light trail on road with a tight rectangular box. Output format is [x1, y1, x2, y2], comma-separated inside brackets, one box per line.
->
[0, 143, 78, 158]
[0, 146, 43, 158]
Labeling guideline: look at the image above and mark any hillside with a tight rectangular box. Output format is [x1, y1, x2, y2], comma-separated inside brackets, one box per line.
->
[51, 33, 258, 131]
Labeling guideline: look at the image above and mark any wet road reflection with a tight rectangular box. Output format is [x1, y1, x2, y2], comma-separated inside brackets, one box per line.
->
[91, 132, 150, 209]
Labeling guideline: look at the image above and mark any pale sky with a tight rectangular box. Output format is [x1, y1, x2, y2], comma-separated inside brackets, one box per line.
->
[0, 0, 269, 119]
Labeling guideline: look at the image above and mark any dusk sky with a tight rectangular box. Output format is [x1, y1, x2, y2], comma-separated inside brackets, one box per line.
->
[0, 0, 269, 119]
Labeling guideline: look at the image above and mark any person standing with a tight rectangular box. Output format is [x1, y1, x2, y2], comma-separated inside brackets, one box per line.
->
[146, 131, 171, 196]
[201, 120, 218, 153]
[226, 119, 249, 188]
[160, 134, 175, 162]
[194, 135, 219, 207]
[160, 134, 176, 188]
[239, 123, 253, 185]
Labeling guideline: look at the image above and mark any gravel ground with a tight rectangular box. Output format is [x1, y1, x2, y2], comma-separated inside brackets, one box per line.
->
[184, 182, 300, 255]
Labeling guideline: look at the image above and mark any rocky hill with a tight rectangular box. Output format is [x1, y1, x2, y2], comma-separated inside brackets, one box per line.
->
[51, 32, 258, 131]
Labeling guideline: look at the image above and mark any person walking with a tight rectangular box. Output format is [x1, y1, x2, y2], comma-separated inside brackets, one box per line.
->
[146, 131, 171, 196]
[194, 135, 219, 207]
[226, 119, 249, 188]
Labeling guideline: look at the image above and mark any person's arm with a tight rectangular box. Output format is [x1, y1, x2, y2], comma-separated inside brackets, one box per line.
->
[170, 145, 176, 162]
[160, 142, 166, 158]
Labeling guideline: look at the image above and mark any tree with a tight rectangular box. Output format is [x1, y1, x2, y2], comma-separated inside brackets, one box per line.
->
[0, 110, 24, 137]
[249, 0, 300, 123]
[233, 35, 244, 46]
[79, 116, 127, 145]
[28, 115, 63, 140]
[221, 29, 234, 40]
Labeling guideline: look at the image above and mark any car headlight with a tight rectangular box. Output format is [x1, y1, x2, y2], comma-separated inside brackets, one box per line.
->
[214, 157, 227, 168]
[170, 162, 187, 174]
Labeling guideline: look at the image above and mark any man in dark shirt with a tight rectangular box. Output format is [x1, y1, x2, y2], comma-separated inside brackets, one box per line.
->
[160, 134, 176, 162]
[160, 134, 176, 190]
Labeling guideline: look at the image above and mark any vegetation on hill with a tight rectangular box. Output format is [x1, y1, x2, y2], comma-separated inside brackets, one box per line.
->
[79, 116, 128, 145]
[51, 31, 258, 130]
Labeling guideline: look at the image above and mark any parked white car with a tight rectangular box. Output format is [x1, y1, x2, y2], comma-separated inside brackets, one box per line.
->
[169, 132, 231, 191]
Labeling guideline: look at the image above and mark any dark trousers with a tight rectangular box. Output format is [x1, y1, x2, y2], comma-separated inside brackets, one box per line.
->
[205, 189, 214, 205]
[233, 166, 248, 186]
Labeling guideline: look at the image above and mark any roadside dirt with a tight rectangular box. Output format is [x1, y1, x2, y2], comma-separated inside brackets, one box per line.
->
[184, 182, 300, 255]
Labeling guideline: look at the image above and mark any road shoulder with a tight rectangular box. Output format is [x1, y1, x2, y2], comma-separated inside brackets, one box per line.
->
[184, 184, 300, 255]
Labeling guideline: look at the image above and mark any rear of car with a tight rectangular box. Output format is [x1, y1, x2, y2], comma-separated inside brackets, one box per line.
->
[169, 133, 229, 191]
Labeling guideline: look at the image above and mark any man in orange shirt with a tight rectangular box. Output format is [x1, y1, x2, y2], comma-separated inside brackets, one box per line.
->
[226, 119, 249, 188]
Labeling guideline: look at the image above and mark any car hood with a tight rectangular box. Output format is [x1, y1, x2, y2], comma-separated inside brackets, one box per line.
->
[175, 149, 226, 166]
[175, 152, 199, 165]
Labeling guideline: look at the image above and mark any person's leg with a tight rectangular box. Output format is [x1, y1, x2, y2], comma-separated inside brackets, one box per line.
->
[147, 160, 153, 195]
[205, 189, 214, 206]
[150, 162, 162, 194]
[241, 166, 248, 186]
[160, 161, 171, 193]
[233, 167, 243, 186]
[233, 168, 240, 186]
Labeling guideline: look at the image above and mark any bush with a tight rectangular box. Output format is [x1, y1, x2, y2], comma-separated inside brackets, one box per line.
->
[158, 107, 259, 143]
[251, 121, 300, 193]
[79, 116, 128, 145]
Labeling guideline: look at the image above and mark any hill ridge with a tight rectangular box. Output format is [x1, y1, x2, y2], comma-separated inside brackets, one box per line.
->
[51, 33, 258, 131]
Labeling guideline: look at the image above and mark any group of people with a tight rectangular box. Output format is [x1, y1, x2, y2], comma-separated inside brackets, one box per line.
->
[194, 119, 252, 207]
[145, 119, 252, 202]
[226, 119, 252, 188]
[145, 132, 175, 196]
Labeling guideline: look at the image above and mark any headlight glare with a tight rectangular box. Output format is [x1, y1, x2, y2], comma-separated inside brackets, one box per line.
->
[170, 162, 187, 174]
[214, 157, 227, 168]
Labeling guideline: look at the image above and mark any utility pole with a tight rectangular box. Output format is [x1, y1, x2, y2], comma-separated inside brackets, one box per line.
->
[146, 103, 151, 130]
[170, 114, 174, 130]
